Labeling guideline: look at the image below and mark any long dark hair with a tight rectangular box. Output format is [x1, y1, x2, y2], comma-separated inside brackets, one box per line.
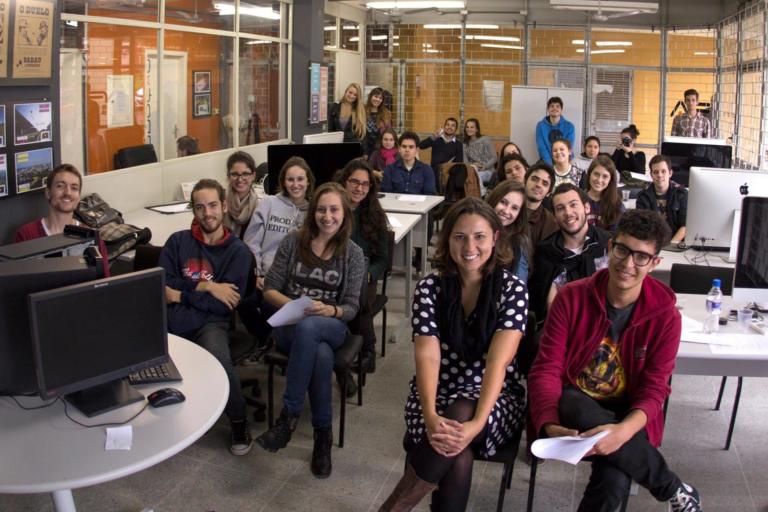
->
[297, 182, 353, 264]
[495, 153, 530, 185]
[586, 155, 623, 230]
[433, 197, 511, 277]
[463, 118, 482, 141]
[496, 141, 523, 177]
[335, 159, 389, 259]
[278, 156, 315, 200]
[485, 180, 533, 272]
[365, 87, 392, 128]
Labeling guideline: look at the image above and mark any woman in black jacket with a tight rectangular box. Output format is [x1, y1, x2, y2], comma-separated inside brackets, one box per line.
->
[328, 82, 366, 145]
[611, 124, 647, 190]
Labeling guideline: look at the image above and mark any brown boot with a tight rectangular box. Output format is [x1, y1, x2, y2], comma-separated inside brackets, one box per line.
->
[379, 464, 438, 512]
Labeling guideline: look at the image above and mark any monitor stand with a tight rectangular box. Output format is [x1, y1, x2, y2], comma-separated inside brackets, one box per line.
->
[65, 378, 144, 417]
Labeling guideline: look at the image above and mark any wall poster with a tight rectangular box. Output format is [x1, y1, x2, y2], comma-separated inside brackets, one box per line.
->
[0, 153, 7, 197]
[0, 0, 9, 78]
[0, 105, 5, 147]
[14, 101, 51, 145]
[106, 74, 134, 128]
[12, 0, 53, 79]
[15, 146, 52, 193]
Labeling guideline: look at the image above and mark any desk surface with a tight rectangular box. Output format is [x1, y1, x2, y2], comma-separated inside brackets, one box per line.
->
[123, 208, 194, 251]
[675, 293, 768, 377]
[0, 335, 227, 494]
[388, 213, 420, 244]
[379, 193, 444, 214]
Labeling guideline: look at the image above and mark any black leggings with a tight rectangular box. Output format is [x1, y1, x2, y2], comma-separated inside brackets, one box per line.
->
[407, 399, 485, 512]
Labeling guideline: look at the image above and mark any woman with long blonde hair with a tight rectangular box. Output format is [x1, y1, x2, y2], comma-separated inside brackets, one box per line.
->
[329, 82, 367, 145]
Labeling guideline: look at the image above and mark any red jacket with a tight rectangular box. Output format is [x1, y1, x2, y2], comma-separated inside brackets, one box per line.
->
[528, 268, 681, 447]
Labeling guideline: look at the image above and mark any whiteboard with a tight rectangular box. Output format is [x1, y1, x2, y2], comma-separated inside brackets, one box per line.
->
[510, 86, 583, 163]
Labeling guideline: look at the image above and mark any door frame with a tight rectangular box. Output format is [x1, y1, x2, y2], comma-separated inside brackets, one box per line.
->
[144, 49, 188, 160]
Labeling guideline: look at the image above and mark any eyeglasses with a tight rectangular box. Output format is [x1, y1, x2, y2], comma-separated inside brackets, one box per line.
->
[228, 172, 254, 180]
[347, 178, 370, 189]
[610, 242, 657, 267]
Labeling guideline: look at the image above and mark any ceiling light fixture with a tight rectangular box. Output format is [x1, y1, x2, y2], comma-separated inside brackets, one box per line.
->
[214, 2, 281, 19]
[572, 39, 586, 45]
[367, 1, 465, 9]
[576, 48, 626, 54]
[370, 35, 389, 40]
[424, 23, 498, 29]
[465, 35, 520, 42]
[481, 43, 525, 50]
[596, 40, 632, 46]
[551, 0, 657, 13]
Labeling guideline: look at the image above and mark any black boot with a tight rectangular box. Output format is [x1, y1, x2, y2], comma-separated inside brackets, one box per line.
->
[336, 371, 357, 398]
[311, 427, 333, 478]
[359, 349, 376, 374]
[256, 408, 299, 452]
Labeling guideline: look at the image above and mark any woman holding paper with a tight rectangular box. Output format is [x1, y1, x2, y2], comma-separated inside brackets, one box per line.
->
[379, 197, 528, 512]
[255, 182, 365, 479]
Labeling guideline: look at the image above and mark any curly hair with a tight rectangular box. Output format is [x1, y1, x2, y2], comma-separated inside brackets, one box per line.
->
[615, 209, 671, 254]
[334, 158, 389, 260]
[585, 155, 623, 230]
[296, 182, 354, 264]
[433, 197, 512, 277]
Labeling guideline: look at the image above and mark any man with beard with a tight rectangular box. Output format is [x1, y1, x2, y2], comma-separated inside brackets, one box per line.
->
[524, 162, 559, 250]
[419, 117, 463, 190]
[159, 179, 254, 456]
[529, 183, 610, 320]
[15, 164, 84, 242]
[528, 209, 701, 512]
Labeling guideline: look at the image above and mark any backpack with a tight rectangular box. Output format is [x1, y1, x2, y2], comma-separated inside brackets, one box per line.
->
[441, 163, 482, 202]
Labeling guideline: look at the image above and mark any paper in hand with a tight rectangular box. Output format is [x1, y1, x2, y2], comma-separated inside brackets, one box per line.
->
[267, 296, 315, 327]
[530, 430, 609, 465]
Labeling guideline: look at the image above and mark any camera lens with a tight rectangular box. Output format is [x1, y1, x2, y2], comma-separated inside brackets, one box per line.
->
[622, 137, 632, 147]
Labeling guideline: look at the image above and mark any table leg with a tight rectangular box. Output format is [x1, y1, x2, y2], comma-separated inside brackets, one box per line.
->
[51, 489, 76, 512]
[405, 229, 413, 319]
[418, 215, 428, 276]
[724, 376, 743, 450]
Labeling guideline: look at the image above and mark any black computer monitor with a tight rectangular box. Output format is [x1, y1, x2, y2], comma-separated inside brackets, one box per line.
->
[0, 256, 103, 395]
[266, 142, 363, 194]
[28, 268, 168, 417]
[660, 138, 732, 187]
[732, 196, 768, 306]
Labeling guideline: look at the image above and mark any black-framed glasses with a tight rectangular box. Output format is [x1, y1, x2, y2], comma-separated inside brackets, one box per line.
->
[228, 171, 254, 180]
[347, 178, 370, 189]
[610, 242, 657, 267]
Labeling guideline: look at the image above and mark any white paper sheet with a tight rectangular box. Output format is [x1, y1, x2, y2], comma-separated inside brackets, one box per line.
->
[147, 202, 190, 214]
[629, 172, 652, 182]
[397, 194, 426, 202]
[710, 337, 768, 355]
[387, 214, 403, 228]
[105, 425, 133, 451]
[531, 430, 609, 465]
[267, 296, 315, 327]
[681, 332, 758, 346]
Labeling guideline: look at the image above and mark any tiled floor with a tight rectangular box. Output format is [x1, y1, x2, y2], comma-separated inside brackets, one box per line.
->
[2, 271, 767, 511]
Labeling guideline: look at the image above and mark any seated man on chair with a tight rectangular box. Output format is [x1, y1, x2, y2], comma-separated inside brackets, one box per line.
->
[528, 209, 702, 512]
[159, 179, 254, 456]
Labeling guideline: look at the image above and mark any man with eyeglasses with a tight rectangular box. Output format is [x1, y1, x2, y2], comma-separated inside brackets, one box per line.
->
[529, 183, 610, 321]
[529, 209, 702, 512]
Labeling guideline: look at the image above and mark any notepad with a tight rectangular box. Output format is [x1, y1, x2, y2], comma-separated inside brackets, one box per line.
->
[531, 431, 609, 465]
[397, 194, 426, 202]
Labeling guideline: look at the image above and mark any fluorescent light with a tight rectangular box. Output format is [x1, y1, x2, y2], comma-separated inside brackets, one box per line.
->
[370, 35, 389, 40]
[595, 40, 632, 46]
[393, 35, 399, 39]
[572, 39, 585, 45]
[481, 43, 524, 50]
[424, 23, 498, 29]
[214, 3, 280, 19]
[425, 49, 440, 53]
[694, 51, 715, 55]
[550, 0, 657, 13]
[343, 25, 359, 30]
[422, 43, 432, 48]
[65, 20, 78, 27]
[464, 35, 520, 42]
[576, 48, 625, 54]
[368, 1, 465, 9]
[393, 42, 400, 46]
[324, 26, 337, 31]
[246, 40, 272, 45]
[350, 37, 360, 41]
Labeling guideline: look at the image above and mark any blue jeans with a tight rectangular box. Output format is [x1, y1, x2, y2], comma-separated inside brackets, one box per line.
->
[192, 322, 246, 422]
[272, 315, 347, 428]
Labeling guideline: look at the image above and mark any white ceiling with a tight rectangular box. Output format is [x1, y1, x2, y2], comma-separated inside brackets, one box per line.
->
[337, 0, 743, 27]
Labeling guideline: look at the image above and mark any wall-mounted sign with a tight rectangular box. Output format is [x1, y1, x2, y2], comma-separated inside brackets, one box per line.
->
[0, 0, 10, 78]
[12, 0, 53, 79]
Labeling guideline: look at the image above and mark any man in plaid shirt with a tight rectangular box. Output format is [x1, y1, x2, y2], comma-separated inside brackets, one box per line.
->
[671, 88, 712, 138]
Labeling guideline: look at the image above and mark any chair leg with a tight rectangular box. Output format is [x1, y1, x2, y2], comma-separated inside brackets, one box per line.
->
[267, 364, 275, 428]
[724, 376, 743, 450]
[339, 370, 347, 448]
[381, 307, 388, 357]
[497, 462, 510, 512]
[357, 350, 364, 407]
[714, 376, 728, 410]
[526, 457, 538, 512]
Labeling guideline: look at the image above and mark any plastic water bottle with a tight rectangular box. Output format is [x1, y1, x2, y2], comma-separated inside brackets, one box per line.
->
[703, 279, 723, 333]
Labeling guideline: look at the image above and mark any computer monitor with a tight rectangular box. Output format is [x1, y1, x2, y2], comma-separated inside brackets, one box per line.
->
[732, 196, 768, 306]
[28, 268, 168, 417]
[686, 167, 768, 251]
[661, 137, 732, 187]
[266, 142, 362, 194]
[302, 131, 345, 144]
[0, 256, 103, 395]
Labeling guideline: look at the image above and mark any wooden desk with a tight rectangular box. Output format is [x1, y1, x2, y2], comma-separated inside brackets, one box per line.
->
[0, 336, 227, 512]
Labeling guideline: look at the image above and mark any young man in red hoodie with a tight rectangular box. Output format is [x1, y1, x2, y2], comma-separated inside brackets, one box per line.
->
[528, 209, 702, 512]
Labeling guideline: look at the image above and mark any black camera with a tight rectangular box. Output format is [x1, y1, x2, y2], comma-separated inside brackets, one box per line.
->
[621, 136, 632, 147]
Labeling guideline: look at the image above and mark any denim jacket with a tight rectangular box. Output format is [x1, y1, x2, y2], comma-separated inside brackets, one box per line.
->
[380, 159, 437, 195]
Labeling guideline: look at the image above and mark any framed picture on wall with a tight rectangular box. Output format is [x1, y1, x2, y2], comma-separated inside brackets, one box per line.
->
[0, 106, 5, 147]
[193, 71, 211, 93]
[193, 93, 211, 118]
[14, 101, 52, 145]
[15, 146, 52, 194]
[0, 154, 7, 198]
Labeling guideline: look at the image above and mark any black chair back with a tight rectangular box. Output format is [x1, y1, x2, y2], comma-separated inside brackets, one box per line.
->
[669, 264, 734, 295]
[114, 144, 158, 169]
[133, 244, 164, 271]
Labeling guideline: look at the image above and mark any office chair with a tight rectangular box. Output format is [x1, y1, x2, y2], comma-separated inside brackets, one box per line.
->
[114, 144, 158, 169]
[374, 231, 396, 358]
[669, 263, 740, 449]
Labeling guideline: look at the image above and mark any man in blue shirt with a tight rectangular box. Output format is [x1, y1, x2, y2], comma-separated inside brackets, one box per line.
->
[536, 96, 576, 165]
[381, 132, 437, 195]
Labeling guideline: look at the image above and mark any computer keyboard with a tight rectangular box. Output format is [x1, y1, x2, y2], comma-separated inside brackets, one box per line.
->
[128, 358, 182, 385]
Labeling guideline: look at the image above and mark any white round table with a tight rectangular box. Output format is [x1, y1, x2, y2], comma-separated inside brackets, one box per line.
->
[0, 335, 228, 512]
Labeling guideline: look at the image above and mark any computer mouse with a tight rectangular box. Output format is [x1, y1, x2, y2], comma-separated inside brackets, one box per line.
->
[147, 387, 186, 408]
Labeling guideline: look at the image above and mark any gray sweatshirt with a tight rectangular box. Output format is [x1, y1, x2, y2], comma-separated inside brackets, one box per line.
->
[265, 232, 365, 322]
[243, 194, 307, 276]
